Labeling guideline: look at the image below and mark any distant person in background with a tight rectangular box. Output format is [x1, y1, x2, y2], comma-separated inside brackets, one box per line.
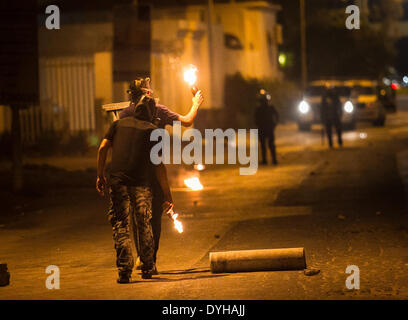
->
[255, 89, 279, 165]
[321, 87, 343, 148]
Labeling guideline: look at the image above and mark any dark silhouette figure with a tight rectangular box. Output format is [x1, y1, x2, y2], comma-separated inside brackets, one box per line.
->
[321, 88, 343, 148]
[118, 78, 203, 274]
[255, 90, 279, 165]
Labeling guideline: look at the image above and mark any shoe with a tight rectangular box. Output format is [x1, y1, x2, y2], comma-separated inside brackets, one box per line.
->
[152, 264, 159, 275]
[141, 270, 152, 279]
[117, 273, 131, 284]
[136, 258, 159, 275]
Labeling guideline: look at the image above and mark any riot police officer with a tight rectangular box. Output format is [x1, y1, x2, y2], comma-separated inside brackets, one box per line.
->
[255, 89, 279, 165]
[321, 87, 343, 148]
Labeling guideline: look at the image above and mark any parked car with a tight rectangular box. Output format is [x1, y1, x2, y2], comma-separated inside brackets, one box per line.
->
[344, 80, 386, 127]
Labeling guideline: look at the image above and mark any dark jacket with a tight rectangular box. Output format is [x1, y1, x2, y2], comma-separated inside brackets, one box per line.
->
[255, 101, 279, 134]
[321, 90, 342, 122]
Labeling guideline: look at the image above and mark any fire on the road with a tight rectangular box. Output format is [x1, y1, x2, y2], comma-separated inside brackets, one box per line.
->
[172, 213, 183, 233]
[194, 164, 205, 171]
[184, 177, 204, 191]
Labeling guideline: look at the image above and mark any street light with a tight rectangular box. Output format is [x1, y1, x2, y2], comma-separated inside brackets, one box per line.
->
[278, 53, 287, 67]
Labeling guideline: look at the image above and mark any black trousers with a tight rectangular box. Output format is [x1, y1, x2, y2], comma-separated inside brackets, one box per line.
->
[324, 119, 343, 148]
[259, 130, 277, 164]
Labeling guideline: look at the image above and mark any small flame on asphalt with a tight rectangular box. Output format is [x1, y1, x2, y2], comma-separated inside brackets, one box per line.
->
[359, 132, 367, 139]
[184, 177, 204, 191]
[172, 213, 183, 233]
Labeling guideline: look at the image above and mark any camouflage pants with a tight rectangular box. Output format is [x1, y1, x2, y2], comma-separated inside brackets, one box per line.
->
[108, 182, 154, 275]
[132, 182, 164, 263]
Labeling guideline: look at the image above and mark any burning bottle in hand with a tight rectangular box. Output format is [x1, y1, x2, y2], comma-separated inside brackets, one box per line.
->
[184, 65, 198, 95]
[163, 201, 183, 233]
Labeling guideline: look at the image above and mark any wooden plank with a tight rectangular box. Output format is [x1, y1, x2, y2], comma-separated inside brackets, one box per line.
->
[102, 101, 130, 112]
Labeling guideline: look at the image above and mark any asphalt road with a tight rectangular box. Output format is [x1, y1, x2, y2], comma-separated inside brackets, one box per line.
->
[1, 98, 408, 299]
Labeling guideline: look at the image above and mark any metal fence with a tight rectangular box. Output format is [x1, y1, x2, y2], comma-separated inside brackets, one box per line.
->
[1, 55, 97, 144]
[39, 56, 96, 133]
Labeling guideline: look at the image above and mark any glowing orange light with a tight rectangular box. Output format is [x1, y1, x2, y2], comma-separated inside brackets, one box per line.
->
[184, 177, 204, 191]
[184, 65, 198, 86]
[359, 132, 367, 139]
[194, 164, 205, 171]
[172, 213, 183, 233]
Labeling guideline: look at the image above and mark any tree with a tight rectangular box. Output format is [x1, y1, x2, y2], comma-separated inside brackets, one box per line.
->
[274, 0, 402, 81]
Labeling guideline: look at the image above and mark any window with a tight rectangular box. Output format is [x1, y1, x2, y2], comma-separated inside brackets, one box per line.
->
[224, 33, 243, 50]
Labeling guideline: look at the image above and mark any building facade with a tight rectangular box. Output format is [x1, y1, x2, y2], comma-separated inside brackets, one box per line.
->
[0, 1, 282, 142]
[149, 1, 282, 115]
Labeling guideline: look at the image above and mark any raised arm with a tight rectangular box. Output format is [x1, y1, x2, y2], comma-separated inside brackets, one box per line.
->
[178, 90, 204, 126]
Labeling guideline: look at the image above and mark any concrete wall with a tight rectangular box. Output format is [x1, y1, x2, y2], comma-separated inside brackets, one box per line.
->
[0, 106, 11, 133]
[39, 22, 113, 57]
[151, 9, 222, 115]
[217, 2, 281, 80]
[94, 52, 113, 111]
[150, 1, 281, 116]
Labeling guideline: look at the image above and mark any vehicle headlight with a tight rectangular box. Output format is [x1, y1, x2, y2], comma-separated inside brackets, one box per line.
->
[298, 100, 310, 114]
[344, 101, 354, 113]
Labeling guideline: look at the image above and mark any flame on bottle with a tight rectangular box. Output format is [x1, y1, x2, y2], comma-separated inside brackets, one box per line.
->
[172, 213, 183, 233]
[183, 65, 198, 87]
[184, 177, 204, 191]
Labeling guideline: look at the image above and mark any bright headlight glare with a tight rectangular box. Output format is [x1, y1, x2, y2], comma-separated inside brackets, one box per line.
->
[344, 101, 354, 113]
[298, 100, 310, 114]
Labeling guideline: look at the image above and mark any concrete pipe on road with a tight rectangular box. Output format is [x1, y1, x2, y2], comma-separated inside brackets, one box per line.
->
[210, 248, 306, 273]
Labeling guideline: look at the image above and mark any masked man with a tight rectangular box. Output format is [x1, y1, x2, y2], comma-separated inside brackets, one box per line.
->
[112, 77, 203, 277]
[97, 79, 185, 283]
[255, 89, 279, 165]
